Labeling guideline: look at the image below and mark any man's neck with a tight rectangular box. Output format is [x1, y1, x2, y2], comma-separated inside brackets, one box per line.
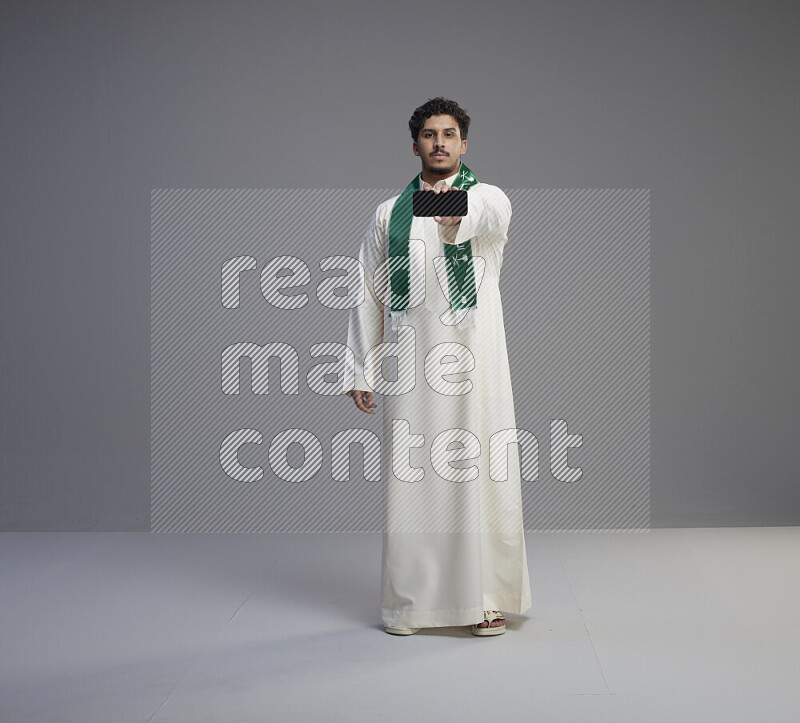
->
[420, 161, 460, 187]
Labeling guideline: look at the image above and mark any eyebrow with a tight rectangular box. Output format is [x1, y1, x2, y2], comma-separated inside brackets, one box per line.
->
[422, 128, 458, 132]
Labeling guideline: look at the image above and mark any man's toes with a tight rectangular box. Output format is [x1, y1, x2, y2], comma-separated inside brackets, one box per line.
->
[475, 613, 505, 629]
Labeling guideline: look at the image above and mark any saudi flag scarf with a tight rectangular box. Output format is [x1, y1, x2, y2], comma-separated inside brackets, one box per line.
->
[388, 161, 479, 330]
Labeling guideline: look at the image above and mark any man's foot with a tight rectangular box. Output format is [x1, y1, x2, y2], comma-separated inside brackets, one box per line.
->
[474, 610, 505, 629]
[471, 610, 506, 636]
[385, 625, 421, 635]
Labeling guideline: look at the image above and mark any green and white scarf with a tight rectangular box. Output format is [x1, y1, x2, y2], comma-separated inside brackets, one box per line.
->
[388, 161, 479, 330]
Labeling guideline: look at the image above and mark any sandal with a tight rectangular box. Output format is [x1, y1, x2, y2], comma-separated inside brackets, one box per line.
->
[385, 625, 421, 635]
[471, 610, 506, 636]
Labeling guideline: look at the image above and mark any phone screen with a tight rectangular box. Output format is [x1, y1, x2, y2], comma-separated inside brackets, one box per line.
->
[412, 190, 468, 217]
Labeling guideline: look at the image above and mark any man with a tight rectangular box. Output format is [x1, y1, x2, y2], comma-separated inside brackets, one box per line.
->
[345, 97, 531, 636]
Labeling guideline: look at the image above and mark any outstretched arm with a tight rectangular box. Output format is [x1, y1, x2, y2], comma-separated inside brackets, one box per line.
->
[432, 184, 511, 246]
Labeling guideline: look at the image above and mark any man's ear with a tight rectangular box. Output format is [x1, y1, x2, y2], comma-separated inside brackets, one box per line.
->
[413, 141, 419, 156]
[461, 139, 467, 154]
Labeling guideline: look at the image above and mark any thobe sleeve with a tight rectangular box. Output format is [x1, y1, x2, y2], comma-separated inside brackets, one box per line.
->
[344, 206, 386, 395]
[439, 184, 511, 247]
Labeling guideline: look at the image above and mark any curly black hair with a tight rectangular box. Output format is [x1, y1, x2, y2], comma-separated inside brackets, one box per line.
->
[408, 97, 471, 142]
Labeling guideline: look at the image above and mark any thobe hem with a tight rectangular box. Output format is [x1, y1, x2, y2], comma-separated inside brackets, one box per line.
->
[382, 591, 532, 629]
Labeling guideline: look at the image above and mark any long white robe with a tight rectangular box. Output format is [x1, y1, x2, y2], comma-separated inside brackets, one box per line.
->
[345, 168, 532, 628]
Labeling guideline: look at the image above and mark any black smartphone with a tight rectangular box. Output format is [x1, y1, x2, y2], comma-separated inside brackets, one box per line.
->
[412, 189, 468, 217]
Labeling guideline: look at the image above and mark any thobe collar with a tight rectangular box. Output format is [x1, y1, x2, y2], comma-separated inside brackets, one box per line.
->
[419, 165, 461, 190]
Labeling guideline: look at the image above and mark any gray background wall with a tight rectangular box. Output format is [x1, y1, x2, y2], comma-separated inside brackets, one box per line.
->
[1, 0, 798, 530]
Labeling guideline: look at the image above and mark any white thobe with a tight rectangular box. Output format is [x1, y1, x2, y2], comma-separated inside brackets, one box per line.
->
[345, 166, 532, 628]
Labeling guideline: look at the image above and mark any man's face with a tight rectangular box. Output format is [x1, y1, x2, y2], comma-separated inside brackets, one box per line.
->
[413, 114, 467, 178]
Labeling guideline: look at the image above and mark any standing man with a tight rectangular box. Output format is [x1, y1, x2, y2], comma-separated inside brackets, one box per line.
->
[345, 97, 531, 636]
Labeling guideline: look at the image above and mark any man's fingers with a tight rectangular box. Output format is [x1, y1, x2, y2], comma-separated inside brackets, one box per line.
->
[351, 390, 376, 414]
[426, 187, 460, 225]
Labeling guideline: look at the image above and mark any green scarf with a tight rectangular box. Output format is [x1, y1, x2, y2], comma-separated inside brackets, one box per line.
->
[388, 161, 479, 330]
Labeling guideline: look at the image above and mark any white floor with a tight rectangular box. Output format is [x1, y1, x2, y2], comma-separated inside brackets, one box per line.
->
[1, 528, 798, 722]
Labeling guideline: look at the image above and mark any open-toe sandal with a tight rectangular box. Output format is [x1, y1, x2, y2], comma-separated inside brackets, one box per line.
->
[471, 610, 506, 636]
[385, 625, 421, 635]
